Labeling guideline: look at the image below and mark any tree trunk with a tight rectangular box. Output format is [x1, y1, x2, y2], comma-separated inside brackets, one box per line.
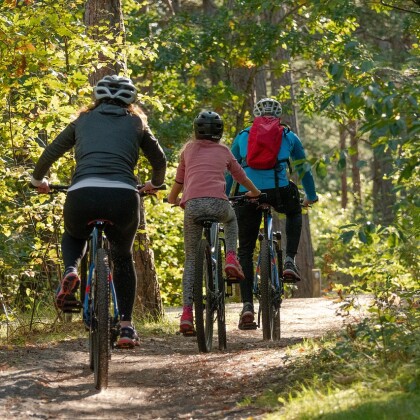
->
[255, 66, 267, 98]
[372, 147, 396, 225]
[133, 199, 164, 318]
[349, 120, 362, 209]
[339, 124, 348, 209]
[84, 0, 126, 85]
[84, 0, 163, 319]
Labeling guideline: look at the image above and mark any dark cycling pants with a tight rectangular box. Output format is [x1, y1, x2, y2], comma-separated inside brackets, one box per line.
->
[235, 182, 302, 304]
[62, 187, 140, 322]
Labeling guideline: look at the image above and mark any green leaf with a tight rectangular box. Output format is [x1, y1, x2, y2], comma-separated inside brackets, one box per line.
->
[340, 231, 355, 244]
[316, 161, 328, 179]
[358, 230, 368, 243]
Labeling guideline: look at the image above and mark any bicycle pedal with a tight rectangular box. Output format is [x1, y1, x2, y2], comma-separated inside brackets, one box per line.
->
[282, 276, 300, 284]
[226, 277, 241, 284]
[62, 309, 81, 314]
[182, 330, 197, 337]
[61, 302, 83, 313]
[239, 322, 258, 330]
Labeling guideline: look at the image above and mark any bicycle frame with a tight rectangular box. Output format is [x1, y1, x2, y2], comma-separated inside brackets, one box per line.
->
[206, 222, 223, 298]
[254, 206, 283, 297]
[82, 221, 119, 334]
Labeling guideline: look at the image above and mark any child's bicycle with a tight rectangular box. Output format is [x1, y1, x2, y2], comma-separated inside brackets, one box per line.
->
[230, 194, 284, 341]
[193, 215, 230, 353]
[36, 183, 164, 390]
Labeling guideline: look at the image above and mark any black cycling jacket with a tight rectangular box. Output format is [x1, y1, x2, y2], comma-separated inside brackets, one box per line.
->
[32, 103, 166, 188]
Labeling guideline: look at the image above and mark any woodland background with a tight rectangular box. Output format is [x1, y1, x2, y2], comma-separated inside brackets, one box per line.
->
[0, 0, 418, 327]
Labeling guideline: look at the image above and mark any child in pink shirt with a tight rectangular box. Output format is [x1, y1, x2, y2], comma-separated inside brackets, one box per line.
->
[168, 111, 260, 335]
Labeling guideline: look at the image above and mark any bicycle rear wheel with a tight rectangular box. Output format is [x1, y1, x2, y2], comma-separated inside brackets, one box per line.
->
[216, 242, 227, 351]
[194, 238, 214, 353]
[259, 239, 273, 340]
[91, 247, 110, 389]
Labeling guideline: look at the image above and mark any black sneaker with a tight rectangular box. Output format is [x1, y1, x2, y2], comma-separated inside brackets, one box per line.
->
[238, 303, 257, 330]
[116, 326, 140, 349]
[283, 260, 301, 283]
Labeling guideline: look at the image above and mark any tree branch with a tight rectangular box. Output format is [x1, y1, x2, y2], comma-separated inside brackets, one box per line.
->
[380, 0, 420, 14]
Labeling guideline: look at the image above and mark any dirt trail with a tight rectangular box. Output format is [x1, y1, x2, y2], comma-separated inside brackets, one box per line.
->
[0, 297, 357, 419]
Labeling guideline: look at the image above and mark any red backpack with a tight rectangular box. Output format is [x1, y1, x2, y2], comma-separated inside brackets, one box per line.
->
[246, 116, 284, 170]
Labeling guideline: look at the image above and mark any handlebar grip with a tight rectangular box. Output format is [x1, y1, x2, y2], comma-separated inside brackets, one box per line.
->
[137, 184, 167, 197]
[29, 183, 69, 192]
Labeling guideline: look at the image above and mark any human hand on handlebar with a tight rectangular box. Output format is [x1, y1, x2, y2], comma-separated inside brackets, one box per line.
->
[30, 176, 51, 193]
[302, 196, 319, 207]
[138, 181, 164, 195]
[244, 189, 261, 199]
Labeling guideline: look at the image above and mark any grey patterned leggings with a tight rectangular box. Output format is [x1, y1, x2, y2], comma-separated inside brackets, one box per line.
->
[182, 197, 238, 306]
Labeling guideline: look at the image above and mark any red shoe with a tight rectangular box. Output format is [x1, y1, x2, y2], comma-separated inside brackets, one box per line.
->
[180, 306, 195, 335]
[224, 251, 245, 280]
[116, 326, 140, 349]
[56, 272, 81, 311]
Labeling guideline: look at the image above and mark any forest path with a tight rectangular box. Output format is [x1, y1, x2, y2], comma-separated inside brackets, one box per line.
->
[0, 297, 361, 419]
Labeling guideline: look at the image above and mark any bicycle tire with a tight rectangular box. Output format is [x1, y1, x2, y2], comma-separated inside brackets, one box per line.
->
[273, 243, 282, 341]
[217, 242, 227, 351]
[194, 238, 214, 353]
[260, 239, 273, 340]
[86, 242, 95, 371]
[273, 309, 281, 340]
[92, 247, 110, 389]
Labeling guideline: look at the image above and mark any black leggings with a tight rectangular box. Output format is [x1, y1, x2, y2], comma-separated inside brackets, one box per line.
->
[62, 187, 140, 321]
[235, 182, 302, 304]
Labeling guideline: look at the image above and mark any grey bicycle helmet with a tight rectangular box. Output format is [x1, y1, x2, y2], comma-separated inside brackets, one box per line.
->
[253, 98, 282, 118]
[193, 111, 224, 141]
[93, 75, 137, 105]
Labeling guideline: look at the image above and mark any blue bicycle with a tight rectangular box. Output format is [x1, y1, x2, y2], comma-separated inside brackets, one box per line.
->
[46, 184, 164, 389]
[45, 185, 118, 389]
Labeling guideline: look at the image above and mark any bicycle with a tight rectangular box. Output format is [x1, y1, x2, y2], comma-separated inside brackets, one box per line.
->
[230, 194, 284, 341]
[193, 215, 229, 353]
[37, 183, 165, 390]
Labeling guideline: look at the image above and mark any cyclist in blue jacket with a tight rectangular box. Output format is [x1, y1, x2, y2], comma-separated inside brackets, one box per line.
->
[226, 98, 318, 330]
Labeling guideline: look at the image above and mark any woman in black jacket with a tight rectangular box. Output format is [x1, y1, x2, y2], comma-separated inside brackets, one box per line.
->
[31, 75, 167, 348]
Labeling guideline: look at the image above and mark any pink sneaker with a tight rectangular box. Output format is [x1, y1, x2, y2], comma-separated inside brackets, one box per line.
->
[225, 251, 245, 280]
[56, 272, 81, 311]
[180, 305, 195, 335]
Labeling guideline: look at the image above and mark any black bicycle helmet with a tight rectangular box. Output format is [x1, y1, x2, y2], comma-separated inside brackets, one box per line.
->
[193, 111, 224, 141]
[93, 75, 137, 105]
[253, 98, 282, 118]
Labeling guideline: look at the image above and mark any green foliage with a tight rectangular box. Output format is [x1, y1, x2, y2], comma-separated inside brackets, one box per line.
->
[1, 0, 419, 331]
[143, 166, 185, 306]
[260, 297, 420, 419]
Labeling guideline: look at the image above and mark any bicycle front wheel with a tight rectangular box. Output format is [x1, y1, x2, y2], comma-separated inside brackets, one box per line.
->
[91, 247, 110, 389]
[259, 239, 273, 340]
[194, 239, 214, 353]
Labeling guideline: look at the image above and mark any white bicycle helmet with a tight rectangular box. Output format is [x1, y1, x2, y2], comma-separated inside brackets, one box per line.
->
[93, 75, 137, 105]
[253, 98, 282, 118]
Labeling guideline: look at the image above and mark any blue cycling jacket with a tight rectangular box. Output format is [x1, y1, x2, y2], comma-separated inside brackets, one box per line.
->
[226, 126, 318, 201]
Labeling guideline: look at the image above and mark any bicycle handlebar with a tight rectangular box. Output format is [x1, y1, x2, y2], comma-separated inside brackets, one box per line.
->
[229, 193, 267, 205]
[30, 183, 167, 197]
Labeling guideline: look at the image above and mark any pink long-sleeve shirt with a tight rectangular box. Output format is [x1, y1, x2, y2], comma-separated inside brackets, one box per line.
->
[175, 140, 248, 208]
